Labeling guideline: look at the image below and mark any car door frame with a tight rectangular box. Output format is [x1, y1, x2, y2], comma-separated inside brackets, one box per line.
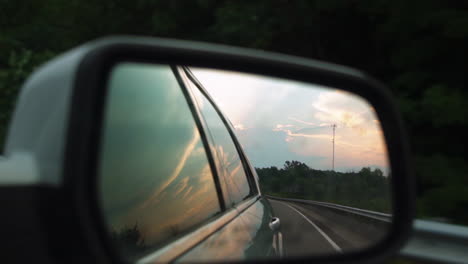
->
[132, 65, 269, 263]
[179, 66, 261, 201]
[176, 66, 280, 258]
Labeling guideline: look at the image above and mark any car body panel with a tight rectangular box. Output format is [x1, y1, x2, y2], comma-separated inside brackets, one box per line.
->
[240, 197, 279, 259]
[171, 66, 280, 261]
[176, 197, 279, 262]
[129, 64, 280, 262]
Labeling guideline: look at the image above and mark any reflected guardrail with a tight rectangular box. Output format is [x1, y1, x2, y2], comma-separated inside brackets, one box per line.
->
[264, 195, 392, 223]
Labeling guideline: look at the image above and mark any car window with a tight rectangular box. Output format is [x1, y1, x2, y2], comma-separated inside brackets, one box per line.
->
[98, 63, 221, 260]
[185, 73, 253, 207]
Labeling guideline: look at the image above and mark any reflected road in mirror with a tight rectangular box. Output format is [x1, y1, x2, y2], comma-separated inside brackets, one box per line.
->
[267, 199, 390, 256]
[98, 63, 393, 262]
[191, 68, 392, 258]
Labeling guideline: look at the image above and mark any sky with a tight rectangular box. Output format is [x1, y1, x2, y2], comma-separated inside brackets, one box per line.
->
[192, 68, 390, 174]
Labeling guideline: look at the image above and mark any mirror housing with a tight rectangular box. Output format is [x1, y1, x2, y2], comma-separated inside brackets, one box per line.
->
[2, 36, 413, 264]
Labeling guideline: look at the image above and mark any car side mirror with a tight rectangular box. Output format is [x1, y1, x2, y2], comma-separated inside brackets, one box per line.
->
[1, 36, 413, 264]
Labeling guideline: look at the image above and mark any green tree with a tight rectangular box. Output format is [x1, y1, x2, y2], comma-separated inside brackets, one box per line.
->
[1, 0, 467, 224]
[257, 161, 391, 213]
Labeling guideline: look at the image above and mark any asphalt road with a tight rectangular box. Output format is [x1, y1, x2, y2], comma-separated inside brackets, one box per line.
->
[268, 199, 386, 257]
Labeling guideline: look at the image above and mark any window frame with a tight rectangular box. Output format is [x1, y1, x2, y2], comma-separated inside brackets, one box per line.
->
[130, 67, 261, 263]
[169, 65, 227, 212]
[175, 67, 234, 208]
[97, 63, 232, 260]
[179, 67, 260, 205]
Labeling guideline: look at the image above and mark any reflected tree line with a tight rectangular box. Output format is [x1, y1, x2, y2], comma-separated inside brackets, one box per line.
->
[109, 223, 182, 260]
[257, 160, 391, 213]
[110, 224, 148, 260]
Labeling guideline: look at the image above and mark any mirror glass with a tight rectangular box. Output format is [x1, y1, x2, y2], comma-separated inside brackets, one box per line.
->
[97, 63, 391, 263]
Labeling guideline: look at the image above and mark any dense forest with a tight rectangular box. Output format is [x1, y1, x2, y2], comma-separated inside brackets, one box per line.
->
[257, 161, 391, 213]
[1, 0, 467, 226]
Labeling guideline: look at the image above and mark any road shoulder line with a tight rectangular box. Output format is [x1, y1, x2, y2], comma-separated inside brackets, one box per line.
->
[281, 202, 342, 253]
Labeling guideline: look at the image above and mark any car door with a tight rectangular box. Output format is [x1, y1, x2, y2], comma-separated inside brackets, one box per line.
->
[98, 63, 253, 262]
[98, 63, 278, 263]
[175, 67, 279, 261]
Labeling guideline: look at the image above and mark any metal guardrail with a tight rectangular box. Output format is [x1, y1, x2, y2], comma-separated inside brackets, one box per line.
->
[265, 195, 392, 222]
[400, 219, 468, 264]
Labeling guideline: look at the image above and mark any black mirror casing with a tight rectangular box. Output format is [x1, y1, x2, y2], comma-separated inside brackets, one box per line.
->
[47, 36, 413, 264]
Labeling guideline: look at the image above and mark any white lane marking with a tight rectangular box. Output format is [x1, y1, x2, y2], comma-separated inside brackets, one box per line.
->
[281, 202, 342, 253]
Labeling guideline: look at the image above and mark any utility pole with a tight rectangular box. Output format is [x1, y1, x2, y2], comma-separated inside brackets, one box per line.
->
[332, 124, 336, 171]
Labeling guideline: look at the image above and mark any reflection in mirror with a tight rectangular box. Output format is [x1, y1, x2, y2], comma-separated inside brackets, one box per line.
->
[190, 67, 392, 257]
[97, 63, 392, 263]
[98, 63, 221, 261]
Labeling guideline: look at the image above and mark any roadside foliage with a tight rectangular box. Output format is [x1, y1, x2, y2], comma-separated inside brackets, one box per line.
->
[1, 0, 467, 228]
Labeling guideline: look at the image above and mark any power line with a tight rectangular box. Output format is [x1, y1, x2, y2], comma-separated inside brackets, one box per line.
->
[332, 124, 336, 171]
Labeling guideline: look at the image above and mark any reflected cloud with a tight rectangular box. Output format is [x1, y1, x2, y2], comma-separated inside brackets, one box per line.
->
[234, 124, 248, 131]
[275, 89, 389, 172]
[193, 68, 389, 173]
[181, 186, 194, 201]
[288, 117, 317, 126]
[215, 145, 250, 204]
[274, 127, 335, 140]
[138, 128, 200, 211]
[190, 82, 252, 205]
[100, 63, 221, 253]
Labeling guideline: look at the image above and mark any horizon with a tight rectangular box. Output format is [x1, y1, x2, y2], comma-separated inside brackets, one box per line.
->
[254, 160, 389, 176]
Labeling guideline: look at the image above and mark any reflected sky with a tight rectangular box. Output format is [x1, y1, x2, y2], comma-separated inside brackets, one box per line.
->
[191, 68, 389, 174]
[99, 63, 220, 248]
[188, 79, 252, 205]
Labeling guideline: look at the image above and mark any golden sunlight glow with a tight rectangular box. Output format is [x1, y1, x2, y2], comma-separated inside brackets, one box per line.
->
[193, 68, 390, 173]
[138, 127, 200, 211]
